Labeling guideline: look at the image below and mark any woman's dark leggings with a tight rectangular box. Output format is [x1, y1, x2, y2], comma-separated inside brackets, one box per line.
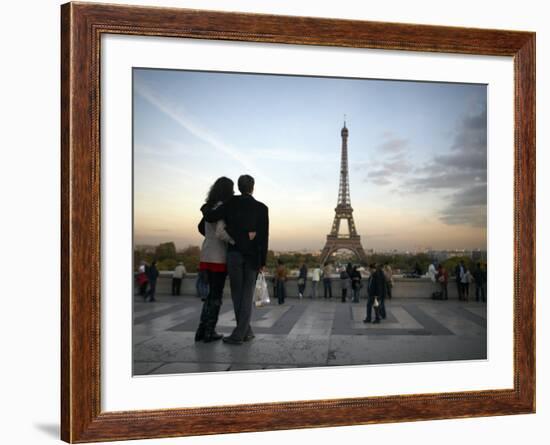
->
[196, 270, 227, 337]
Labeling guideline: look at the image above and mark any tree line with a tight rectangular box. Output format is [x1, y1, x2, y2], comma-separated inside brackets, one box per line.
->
[134, 242, 480, 276]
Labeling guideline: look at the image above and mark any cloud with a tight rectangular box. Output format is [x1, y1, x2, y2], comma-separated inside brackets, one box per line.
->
[439, 184, 487, 227]
[361, 134, 413, 186]
[379, 137, 409, 153]
[405, 102, 487, 227]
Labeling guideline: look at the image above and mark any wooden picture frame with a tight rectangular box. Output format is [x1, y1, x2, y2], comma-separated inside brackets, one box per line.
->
[61, 1, 535, 442]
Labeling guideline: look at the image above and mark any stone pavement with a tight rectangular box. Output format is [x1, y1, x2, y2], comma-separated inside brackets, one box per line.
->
[133, 295, 487, 375]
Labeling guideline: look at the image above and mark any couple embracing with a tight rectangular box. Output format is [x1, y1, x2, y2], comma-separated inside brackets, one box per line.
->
[195, 174, 269, 345]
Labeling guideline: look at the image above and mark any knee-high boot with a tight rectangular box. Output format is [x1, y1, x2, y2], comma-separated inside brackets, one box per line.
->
[194, 301, 209, 341]
[203, 299, 223, 342]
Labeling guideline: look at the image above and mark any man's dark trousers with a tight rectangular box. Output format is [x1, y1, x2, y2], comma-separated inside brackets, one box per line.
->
[172, 278, 182, 296]
[365, 294, 380, 322]
[323, 278, 332, 298]
[378, 295, 386, 319]
[227, 250, 257, 340]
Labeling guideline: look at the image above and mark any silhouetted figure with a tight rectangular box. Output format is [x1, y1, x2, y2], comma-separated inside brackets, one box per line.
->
[383, 262, 393, 300]
[364, 263, 382, 324]
[275, 259, 288, 304]
[204, 174, 269, 345]
[297, 263, 308, 299]
[350, 266, 362, 303]
[473, 262, 486, 302]
[195, 176, 235, 343]
[323, 263, 334, 298]
[340, 267, 350, 302]
[145, 261, 159, 302]
[436, 264, 449, 300]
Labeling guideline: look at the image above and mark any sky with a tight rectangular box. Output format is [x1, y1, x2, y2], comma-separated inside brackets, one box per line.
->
[133, 68, 487, 252]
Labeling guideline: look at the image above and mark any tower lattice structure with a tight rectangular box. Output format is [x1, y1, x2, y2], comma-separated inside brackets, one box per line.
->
[320, 122, 368, 265]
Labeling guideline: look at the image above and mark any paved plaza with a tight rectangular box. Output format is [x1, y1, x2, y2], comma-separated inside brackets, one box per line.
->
[133, 292, 487, 375]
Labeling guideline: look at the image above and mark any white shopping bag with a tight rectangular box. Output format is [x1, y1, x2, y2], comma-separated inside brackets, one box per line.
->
[254, 273, 270, 307]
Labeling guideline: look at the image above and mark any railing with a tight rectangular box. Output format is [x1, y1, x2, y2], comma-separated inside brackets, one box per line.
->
[135, 273, 463, 299]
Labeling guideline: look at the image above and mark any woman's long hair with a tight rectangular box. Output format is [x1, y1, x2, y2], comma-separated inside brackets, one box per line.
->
[205, 176, 234, 206]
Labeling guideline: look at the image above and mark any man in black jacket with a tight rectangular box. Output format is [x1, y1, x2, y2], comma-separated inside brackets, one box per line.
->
[203, 174, 269, 344]
[363, 263, 384, 324]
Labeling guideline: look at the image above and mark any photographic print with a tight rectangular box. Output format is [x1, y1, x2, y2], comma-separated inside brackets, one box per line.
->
[132, 68, 488, 376]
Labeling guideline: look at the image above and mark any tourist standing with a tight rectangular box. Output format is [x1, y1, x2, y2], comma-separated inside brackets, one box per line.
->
[455, 261, 465, 300]
[350, 266, 362, 303]
[203, 174, 269, 345]
[436, 264, 449, 300]
[375, 264, 388, 319]
[346, 262, 353, 279]
[428, 262, 437, 282]
[137, 261, 148, 297]
[275, 259, 288, 304]
[311, 266, 321, 298]
[195, 177, 235, 343]
[473, 262, 486, 302]
[172, 261, 187, 296]
[339, 267, 351, 302]
[322, 262, 334, 299]
[363, 263, 381, 324]
[145, 260, 159, 302]
[383, 262, 393, 300]
[461, 266, 473, 301]
[297, 262, 308, 299]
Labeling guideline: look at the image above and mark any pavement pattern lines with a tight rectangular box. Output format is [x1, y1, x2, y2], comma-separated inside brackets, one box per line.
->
[133, 295, 487, 375]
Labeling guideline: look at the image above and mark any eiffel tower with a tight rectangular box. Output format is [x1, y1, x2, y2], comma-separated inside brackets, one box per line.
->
[320, 121, 368, 265]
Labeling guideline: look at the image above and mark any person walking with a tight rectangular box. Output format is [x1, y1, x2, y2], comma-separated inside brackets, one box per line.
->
[350, 266, 362, 303]
[195, 177, 235, 343]
[436, 264, 449, 300]
[145, 260, 159, 302]
[297, 262, 308, 299]
[311, 266, 321, 298]
[322, 262, 334, 299]
[171, 261, 187, 296]
[383, 262, 393, 300]
[203, 174, 269, 345]
[275, 259, 288, 304]
[363, 263, 381, 324]
[473, 262, 486, 302]
[339, 267, 350, 302]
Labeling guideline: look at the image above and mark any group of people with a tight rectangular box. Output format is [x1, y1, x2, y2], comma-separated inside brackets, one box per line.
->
[270, 260, 393, 325]
[136, 260, 159, 302]
[453, 261, 486, 302]
[137, 260, 186, 302]
[194, 174, 269, 345]
[428, 260, 486, 302]
[338, 262, 394, 305]
[272, 261, 387, 305]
